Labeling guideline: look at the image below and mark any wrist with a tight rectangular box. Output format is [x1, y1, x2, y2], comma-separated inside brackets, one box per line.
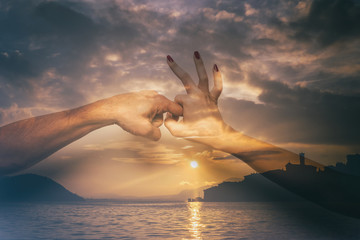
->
[187, 123, 240, 152]
[208, 125, 240, 152]
[214, 128, 273, 156]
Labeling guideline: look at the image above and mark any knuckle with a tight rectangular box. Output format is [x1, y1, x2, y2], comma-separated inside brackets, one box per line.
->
[154, 94, 168, 104]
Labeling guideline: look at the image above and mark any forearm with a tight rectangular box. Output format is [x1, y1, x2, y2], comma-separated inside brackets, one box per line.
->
[166, 52, 360, 217]
[210, 127, 324, 172]
[0, 99, 114, 175]
[208, 129, 360, 218]
[0, 90, 183, 176]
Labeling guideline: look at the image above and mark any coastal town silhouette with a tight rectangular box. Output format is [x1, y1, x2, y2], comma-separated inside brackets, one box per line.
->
[191, 153, 360, 218]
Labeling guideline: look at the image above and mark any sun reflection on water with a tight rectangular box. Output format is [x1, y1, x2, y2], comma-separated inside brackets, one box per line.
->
[187, 202, 203, 240]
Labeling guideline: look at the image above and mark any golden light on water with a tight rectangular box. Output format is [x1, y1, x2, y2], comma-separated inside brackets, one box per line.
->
[188, 202, 203, 239]
[191, 161, 199, 168]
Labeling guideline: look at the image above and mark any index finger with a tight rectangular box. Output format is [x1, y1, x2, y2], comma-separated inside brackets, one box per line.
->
[167, 55, 196, 93]
[156, 95, 183, 116]
[193, 51, 209, 92]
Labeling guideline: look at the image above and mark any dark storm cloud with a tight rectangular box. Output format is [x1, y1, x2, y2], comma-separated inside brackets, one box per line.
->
[213, 0, 360, 146]
[35, 1, 96, 36]
[33, 2, 99, 75]
[286, 0, 360, 48]
[0, 0, 142, 109]
[220, 73, 360, 145]
[1, 0, 359, 148]
[0, 51, 36, 83]
[0, 0, 97, 107]
[0, 1, 41, 90]
[300, 70, 360, 96]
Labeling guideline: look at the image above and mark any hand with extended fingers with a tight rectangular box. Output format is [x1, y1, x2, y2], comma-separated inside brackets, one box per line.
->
[165, 51, 231, 143]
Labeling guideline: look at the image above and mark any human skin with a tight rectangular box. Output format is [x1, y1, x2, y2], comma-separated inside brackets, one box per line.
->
[165, 51, 360, 218]
[164, 52, 315, 172]
[0, 91, 182, 175]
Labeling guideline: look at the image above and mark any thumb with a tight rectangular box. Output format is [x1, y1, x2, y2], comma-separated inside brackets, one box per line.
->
[130, 119, 162, 141]
[164, 113, 187, 137]
[144, 122, 161, 141]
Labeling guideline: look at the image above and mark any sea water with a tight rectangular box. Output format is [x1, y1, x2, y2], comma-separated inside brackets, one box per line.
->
[0, 201, 359, 240]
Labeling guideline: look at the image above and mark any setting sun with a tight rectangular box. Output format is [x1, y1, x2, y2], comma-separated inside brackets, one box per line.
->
[190, 161, 199, 168]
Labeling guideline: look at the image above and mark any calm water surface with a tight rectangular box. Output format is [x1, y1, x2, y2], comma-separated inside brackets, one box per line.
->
[0, 201, 360, 239]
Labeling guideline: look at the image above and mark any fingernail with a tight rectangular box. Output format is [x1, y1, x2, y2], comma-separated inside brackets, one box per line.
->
[214, 64, 219, 72]
[167, 55, 174, 62]
[194, 51, 200, 59]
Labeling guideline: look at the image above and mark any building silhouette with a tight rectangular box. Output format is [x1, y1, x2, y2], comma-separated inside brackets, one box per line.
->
[285, 153, 317, 175]
[203, 153, 360, 217]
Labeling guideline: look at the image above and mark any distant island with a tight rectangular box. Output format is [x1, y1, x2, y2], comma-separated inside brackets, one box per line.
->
[0, 174, 84, 202]
[194, 154, 360, 208]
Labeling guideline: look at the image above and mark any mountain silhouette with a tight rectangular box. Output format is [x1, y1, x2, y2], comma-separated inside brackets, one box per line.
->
[0, 174, 84, 202]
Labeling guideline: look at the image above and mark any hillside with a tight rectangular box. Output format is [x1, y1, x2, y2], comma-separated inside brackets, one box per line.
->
[0, 174, 84, 202]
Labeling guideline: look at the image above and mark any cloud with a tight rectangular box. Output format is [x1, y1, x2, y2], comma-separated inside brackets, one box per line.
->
[1, 0, 359, 142]
[0, 0, 144, 110]
[81, 137, 200, 165]
[179, 180, 192, 186]
[244, 3, 258, 16]
[220, 75, 360, 145]
[1, 0, 360, 193]
[0, 104, 33, 125]
[284, 0, 360, 48]
[202, 8, 244, 22]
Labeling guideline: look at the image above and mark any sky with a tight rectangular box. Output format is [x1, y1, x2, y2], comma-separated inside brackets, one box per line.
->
[0, 0, 360, 198]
